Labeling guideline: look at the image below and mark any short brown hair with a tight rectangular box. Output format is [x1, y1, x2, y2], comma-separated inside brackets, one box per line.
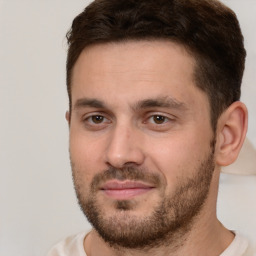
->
[66, 0, 246, 130]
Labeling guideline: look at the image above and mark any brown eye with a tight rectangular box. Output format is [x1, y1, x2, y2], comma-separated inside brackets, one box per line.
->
[152, 115, 167, 124]
[91, 115, 104, 124]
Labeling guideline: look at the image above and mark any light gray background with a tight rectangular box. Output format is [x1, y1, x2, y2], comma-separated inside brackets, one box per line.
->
[0, 1, 255, 255]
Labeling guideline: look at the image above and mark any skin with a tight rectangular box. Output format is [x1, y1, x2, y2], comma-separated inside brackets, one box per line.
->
[67, 40, 248, 256]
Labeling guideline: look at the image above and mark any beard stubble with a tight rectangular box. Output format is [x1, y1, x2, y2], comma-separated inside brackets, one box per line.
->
[71, 143, 216, 250]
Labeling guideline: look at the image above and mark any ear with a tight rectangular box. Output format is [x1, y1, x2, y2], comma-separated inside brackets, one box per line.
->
[65, 111, 70, 125]
[215, 101, 248, 167]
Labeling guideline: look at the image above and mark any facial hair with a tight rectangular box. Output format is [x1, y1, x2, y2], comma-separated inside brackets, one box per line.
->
[71, 144, 215, 250]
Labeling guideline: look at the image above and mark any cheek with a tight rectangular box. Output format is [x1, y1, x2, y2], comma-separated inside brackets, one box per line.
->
[146, 134, 209, 187]
[69, 126, 105, 163]
[69, 133, 103, 186]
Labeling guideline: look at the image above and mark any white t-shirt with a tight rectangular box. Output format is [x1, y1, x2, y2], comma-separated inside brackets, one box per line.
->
[47, 231, 253, 256]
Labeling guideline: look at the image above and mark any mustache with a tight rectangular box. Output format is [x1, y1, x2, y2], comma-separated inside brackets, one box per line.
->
[91, 166, 162, 191]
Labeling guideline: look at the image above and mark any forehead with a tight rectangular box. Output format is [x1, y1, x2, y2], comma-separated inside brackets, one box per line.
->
[71, 40, 208, 111]
[72, 40, 195, 83]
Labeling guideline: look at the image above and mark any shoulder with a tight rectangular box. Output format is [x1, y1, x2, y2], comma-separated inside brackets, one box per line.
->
[46, 232, 88, 256]
[221, 232, 256, 256]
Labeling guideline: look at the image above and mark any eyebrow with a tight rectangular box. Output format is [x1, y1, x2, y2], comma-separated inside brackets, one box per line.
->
[73, 96, 187, 112]
[133, 96, 187, 111]
[73, 98, 106, 110]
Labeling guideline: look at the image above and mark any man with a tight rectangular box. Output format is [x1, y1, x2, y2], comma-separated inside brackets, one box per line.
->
[48, 0, 251, 255]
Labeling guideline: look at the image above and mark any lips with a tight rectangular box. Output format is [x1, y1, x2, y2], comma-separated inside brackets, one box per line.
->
[100, 180, 155, 200]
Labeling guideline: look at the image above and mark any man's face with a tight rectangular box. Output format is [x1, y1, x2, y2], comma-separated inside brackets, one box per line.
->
[69, 41, 216, 249]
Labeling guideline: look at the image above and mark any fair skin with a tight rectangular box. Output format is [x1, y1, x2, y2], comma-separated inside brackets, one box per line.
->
[67, 41, 247, 256]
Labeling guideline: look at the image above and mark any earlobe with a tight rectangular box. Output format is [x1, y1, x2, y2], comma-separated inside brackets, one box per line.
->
[215, 101, 248, 167]
[65, 111, 70, 125]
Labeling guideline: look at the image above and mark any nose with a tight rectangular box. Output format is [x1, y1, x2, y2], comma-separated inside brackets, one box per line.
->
[104, 124, 145, 169]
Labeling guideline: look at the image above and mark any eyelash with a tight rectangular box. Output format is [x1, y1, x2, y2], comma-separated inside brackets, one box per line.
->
[147, 115, 170, 125]
[83, 114, 110, 126]
[82, 113, 174, 131]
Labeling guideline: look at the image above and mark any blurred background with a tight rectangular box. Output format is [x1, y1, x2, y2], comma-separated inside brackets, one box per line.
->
[0, 1, 255, 255]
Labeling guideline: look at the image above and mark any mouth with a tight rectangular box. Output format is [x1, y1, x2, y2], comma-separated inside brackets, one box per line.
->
[100, 180, 155, 200]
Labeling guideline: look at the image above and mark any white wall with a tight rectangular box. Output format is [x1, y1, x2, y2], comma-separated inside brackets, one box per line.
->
[0, 1, 255, 255]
